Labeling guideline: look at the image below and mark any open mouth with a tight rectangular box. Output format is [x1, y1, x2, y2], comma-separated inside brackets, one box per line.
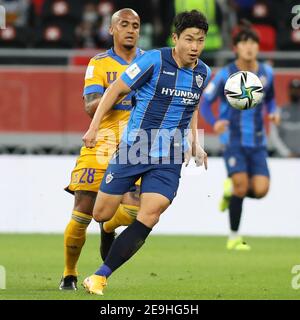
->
[125, 36, 134, 41]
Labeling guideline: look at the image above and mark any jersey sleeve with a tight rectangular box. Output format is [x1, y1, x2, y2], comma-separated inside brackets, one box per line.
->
[264, 64, 275, 101]
[121, 50, 158, 90]
[200, 68, 227, 126]
[83, 58, 105, 96]
[203, 64, 212, 89]
[201, 96, 217, 126]
[264, 65, 276, 113]
[202, 68, 226, 103]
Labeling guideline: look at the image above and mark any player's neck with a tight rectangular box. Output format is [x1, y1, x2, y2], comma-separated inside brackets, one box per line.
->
[236, 59, 258, 73]
[113, 44, 137, 64]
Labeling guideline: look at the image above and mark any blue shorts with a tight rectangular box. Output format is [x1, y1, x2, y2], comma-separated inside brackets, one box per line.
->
[100, 160, 182, 203]
[223, 146, 270, 177]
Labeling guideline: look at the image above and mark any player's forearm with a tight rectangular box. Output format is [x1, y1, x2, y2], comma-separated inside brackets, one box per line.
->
[191, 109, 200, 155]
[84, 93, 102, 118]
[191, 109, 199, 144]
[89, 80, 130, 130]
[89, 87, 119, 130]
[85, 98, 101, 118]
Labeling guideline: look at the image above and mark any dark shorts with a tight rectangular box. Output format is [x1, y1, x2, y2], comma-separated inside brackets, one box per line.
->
[100, 159, 182, 203]
[223, 145, 270, 177]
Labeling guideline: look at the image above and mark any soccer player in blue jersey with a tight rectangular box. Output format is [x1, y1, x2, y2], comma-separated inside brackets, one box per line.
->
[201, 21, 280, 250]
[82, 10, 210, 295]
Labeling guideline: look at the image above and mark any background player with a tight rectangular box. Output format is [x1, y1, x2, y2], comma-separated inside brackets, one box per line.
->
[201, 21, 280, 250]
[82, 10, 210, 295]
[59, 8, 142, 291]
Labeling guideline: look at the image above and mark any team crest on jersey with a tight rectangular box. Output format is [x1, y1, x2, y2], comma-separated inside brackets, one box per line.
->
[228, 157, 236, 168]
[106, 173, 114, 184]
[107, 71, 117, 83]
[195, 75, 203, 88]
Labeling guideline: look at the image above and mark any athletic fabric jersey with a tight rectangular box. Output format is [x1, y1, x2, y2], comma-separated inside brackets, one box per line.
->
[100, 47, 211, 201]
[66, 48, 143, 195]
[75, 47, 143, 170]
[120, 47, 211, 159]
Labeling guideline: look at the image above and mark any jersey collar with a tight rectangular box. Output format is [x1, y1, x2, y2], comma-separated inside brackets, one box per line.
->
[108, 47, 142, 65]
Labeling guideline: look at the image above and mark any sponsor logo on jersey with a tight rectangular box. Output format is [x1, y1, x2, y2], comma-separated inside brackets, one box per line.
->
[228, 157, 236, 167]
[163, 70, 175, 76]
[161, 88, 200, 100]
[85, 66, 94, 79]
[126, 63, 141, 80]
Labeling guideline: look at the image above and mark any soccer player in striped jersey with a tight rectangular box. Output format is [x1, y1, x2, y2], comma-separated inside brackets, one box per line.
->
[201, 21, 280, 250]
[82, 10, 210, 295]
[59, 9, 142, 291]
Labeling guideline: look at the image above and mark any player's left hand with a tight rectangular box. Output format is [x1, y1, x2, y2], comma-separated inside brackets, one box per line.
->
[268, 113, 281, 126]
[82, 127, 98, 148]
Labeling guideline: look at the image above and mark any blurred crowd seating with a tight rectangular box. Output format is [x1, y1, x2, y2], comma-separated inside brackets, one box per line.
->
[0, 0, 299, 51]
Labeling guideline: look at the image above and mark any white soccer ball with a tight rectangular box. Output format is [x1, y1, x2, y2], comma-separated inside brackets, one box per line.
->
[224, 71, 264, 110]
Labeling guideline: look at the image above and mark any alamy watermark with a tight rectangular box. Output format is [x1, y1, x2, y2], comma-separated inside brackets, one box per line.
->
[291, 265, 300, 290]
[0, 5, 5, 29]
[291, 5, 300, 30]
[93, 127, 205, 166]
[0, 265, 6, 289]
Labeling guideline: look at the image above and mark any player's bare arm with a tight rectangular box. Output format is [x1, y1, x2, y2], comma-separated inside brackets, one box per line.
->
[83, 78, 131, 148]
[84, 93, 102, 118]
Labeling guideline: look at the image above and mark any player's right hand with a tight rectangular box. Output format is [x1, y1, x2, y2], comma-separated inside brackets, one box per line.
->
[213, 120, 229, 135]
[82, 127, 97, 148]
[194, 144, 208, 170]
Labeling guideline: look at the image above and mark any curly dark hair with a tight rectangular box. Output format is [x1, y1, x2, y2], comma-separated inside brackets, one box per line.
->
[233, 19, 260, 45]
[173, 10, 209, 37]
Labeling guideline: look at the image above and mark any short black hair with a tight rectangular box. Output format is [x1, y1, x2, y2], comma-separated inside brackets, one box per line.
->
[233, 20, 259, 45]
[173, 10, 209, 37]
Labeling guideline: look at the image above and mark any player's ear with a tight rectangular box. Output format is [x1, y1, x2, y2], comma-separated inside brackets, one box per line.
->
[109, 25, 113, 36]
[172, 32, 178, 45]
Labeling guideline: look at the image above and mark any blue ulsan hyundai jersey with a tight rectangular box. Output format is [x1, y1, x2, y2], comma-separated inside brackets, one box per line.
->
[202, 62, 276, 147]
[120, 47, 211, 158]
